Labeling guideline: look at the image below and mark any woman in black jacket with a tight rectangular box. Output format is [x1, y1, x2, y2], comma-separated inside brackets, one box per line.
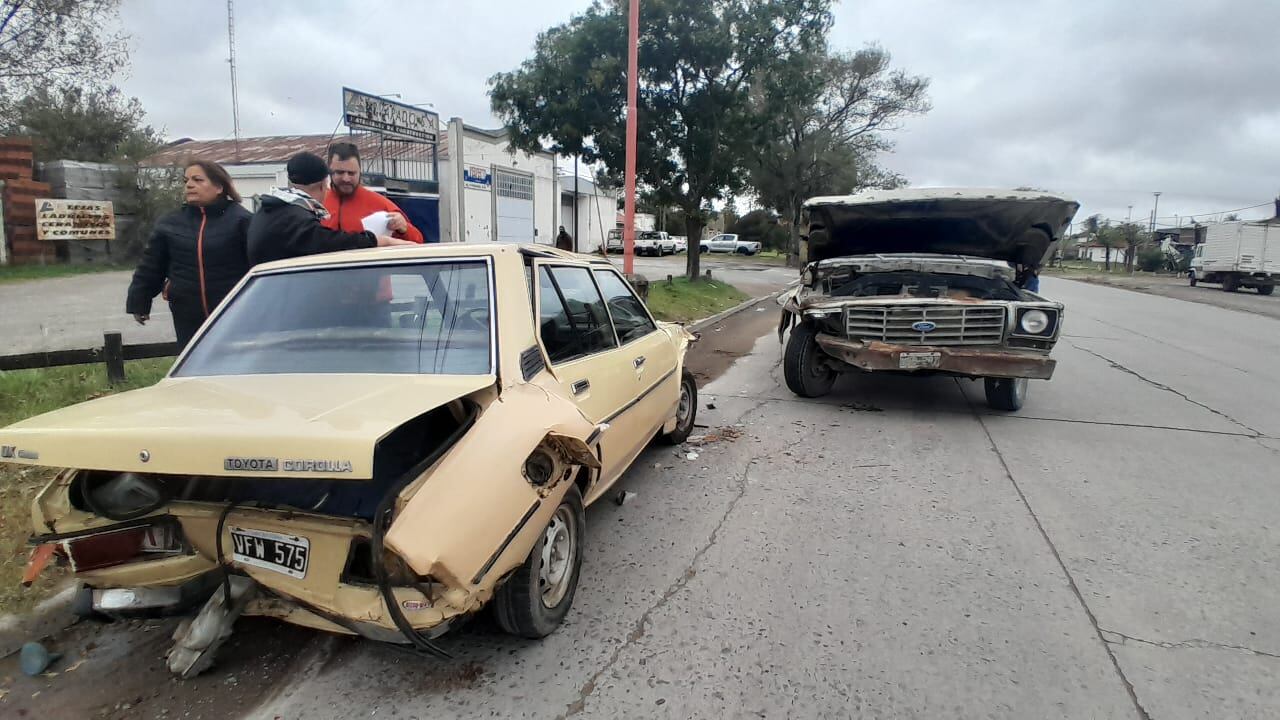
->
[126, 159, 252, 347]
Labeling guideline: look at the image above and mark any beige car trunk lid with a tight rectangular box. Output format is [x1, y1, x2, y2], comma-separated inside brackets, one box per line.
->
[0, 374, 494, 479]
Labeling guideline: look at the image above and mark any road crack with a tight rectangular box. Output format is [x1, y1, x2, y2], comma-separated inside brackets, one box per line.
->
[1070, 341, 1262, 437]
[560, 457, 759, 719]
[1101, 629, 1280, 659]
[958, 379, 1153, 720]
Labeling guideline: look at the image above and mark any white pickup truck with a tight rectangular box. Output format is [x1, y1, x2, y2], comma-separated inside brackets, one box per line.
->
[700, 233, 762, 255]
[605, 230, 675, 255]
[1189, 220, 1278, 295]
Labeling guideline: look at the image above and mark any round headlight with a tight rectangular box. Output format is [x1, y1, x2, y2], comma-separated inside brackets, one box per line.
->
[1020, 309, 1050, 334]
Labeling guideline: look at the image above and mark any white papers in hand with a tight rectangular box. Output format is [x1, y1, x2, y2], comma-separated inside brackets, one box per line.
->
[361, 211, 391, 236]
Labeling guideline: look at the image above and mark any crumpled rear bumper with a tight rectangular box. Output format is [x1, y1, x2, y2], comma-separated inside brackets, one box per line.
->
[814, 334, 1056, 380]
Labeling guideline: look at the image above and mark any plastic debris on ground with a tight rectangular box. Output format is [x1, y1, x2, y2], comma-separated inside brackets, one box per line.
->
[614, 490, 638, 506]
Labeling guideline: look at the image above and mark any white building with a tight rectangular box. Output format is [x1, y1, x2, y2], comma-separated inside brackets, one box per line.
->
[144, 119, 615, 250]
[1079, 243, 1129, 265]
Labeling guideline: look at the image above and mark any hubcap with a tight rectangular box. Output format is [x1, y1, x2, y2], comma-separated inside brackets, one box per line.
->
[539, 506, 576, 608]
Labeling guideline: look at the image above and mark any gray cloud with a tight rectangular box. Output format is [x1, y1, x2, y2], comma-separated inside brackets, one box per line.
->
[118, 0, 1280, 226]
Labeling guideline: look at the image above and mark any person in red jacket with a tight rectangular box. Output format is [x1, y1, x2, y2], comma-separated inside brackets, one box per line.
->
[322, 142, 424, 244]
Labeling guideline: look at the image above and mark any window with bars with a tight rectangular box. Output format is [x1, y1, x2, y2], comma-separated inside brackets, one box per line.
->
[496, 171, 534, 200]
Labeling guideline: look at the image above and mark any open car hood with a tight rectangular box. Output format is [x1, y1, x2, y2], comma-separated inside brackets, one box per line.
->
[0, 374, 494, 479]
[804, 188, 1080, 266]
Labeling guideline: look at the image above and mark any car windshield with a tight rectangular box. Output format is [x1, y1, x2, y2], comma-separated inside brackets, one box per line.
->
[175, 261, 493, 377]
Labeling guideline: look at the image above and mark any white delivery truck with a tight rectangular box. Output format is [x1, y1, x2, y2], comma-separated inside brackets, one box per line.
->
[1190, 220, 1279, 295]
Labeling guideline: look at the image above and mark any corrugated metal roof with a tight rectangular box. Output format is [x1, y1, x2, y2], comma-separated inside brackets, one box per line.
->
[143, 132, 450, 166]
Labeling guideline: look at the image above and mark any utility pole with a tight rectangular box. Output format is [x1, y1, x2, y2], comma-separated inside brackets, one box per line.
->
[1150, 192, 1161, 234]
[227, 0, 242, 162]
[622, 0, 639, 276]
[1127, 205, 1132, 222]
[573, 155, 580, 252]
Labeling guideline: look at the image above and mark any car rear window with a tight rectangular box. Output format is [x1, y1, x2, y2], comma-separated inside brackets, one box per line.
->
[175, 261, 493, 376]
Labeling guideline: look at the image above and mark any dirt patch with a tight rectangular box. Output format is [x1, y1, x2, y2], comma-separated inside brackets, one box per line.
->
[683, 302, 780, 386]
[0, 617, 316, 719]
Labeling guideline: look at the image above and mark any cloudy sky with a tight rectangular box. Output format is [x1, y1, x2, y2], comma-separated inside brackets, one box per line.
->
[116, 0, 1280, 227]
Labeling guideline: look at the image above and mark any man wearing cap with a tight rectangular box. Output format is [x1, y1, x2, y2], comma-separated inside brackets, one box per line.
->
[247, 152, 411, 265]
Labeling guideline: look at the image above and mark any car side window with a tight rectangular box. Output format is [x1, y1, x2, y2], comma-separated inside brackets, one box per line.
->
[593, 269, 657, 343]
[538, 266, 618, 364]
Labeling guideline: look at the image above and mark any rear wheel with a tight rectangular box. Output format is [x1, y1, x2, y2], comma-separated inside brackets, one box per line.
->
[1222, 274, 1240, 292]
[493, 485, 585, 638]
[736, 246, 750, 255]
[660, 369, 697, 444]
[699, 245, 708, 254]
[984, 377, 1028, 411]
[1258, 284, 1274, 296]
[784, 323, 837, 398]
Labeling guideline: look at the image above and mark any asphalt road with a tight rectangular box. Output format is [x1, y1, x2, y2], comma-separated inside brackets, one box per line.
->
[3, 269, 1275, 719]
[1047, 271, 1280, 321]
[0, 254, 791, 354]
[241, 276, 1274, 719]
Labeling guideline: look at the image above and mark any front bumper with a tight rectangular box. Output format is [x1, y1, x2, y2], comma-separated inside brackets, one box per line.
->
[814, 334, 1056, 380]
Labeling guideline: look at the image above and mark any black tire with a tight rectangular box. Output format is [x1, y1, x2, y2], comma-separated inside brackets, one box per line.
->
[1222, 274, 1239, 293]
[699, 245, 708, 254]
[984, 377, 1028, 411]
[1258, 285, 1274, 296]
[493, 485, 585, 639]
[784, 322, 837, 398]
[660, 369, 698, 445]
[736, 247, 749, 255]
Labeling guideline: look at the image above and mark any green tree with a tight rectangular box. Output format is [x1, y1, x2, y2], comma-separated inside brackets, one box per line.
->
[1081, 214, 1117, 271]
[729, 208, 789, 252]
[0, 0, 128, 116]
[749, 45, 928, 265]
[4, 84, 163, 162]
[491, 0, 831, 279]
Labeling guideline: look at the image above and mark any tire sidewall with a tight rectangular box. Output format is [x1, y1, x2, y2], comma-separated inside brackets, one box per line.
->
[784, 322, 836, 398]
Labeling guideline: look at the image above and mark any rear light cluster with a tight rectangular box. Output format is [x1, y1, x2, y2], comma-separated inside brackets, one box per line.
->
[61, 520, 187, 572]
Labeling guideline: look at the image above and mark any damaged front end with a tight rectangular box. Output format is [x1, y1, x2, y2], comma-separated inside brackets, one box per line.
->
[779, 189, 1078, 410]
[14, 377, 600, 675]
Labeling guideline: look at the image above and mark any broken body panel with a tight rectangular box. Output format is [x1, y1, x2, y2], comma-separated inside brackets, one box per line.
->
[781, 189, 1078, 404]
[3, 243, 693, 661]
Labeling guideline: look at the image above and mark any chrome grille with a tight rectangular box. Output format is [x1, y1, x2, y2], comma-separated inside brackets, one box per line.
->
[845, 305, 1007, 346]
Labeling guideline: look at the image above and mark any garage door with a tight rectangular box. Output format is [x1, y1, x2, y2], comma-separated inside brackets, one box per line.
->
[494, 170, 535, 243]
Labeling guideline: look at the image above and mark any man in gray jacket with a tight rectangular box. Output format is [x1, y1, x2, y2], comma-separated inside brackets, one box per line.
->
[247, 152, 410, 265]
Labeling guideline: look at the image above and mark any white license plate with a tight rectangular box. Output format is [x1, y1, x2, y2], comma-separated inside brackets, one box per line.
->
[229, 526, 310, 579]
[898, 351, 941, 370]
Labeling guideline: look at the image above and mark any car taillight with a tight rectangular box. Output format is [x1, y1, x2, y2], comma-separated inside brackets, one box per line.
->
[63, 521, 185, 572]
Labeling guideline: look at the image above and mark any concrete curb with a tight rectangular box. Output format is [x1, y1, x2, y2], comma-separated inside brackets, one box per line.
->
[0, 584, 78, 659]
[687, 289, 786, 333]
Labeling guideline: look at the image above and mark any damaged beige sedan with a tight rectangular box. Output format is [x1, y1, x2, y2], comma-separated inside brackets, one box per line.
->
[780, 189, 1079, 410]
[2, 244, 696, 676]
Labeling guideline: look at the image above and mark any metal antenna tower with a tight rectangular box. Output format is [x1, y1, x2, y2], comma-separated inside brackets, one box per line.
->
[227, 0, 242, 161]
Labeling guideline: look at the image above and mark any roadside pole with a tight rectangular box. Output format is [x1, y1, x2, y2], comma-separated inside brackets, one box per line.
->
[622, 0, 639, 276]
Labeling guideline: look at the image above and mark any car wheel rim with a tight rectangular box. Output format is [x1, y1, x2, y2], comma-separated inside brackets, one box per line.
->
[676, 382, 692, 429]
[539, 506, 576, 608]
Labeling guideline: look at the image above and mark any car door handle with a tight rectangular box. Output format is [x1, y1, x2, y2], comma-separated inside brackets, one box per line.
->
[633, 356, 646, 369]
[572, 379, 591, 396]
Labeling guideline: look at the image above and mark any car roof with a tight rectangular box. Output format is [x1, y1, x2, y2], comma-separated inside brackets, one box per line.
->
[250, 242, 616, 274]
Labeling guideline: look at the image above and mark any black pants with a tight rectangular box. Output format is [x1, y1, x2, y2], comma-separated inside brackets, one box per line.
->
[169, 299, 207, 349]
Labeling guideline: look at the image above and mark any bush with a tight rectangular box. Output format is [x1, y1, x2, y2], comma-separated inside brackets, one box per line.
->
[1137, 247, 1165, 273]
